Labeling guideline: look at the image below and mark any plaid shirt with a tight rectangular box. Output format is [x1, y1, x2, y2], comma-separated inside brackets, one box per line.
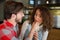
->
[0, 20, 18, 40]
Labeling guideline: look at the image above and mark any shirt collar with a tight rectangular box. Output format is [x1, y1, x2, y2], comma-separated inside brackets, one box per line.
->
[4, 20, 14, 28]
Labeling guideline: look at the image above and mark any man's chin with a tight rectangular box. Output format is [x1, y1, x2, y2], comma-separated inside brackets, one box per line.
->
[15, 18, 21, 23]
[18, 20, 22, 23]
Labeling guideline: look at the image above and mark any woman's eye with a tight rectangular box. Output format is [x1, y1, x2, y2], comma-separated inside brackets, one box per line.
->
[40, 15, 42, 18]
[35, 14, 37, 16]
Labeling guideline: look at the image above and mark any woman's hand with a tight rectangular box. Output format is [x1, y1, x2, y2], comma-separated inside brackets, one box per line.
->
[32, 22, 40, 32]
[27, 22, 40, 40]
[33, 32, 38, 40]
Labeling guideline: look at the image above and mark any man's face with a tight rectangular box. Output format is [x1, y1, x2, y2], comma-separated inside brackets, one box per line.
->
[16, 10, 24, 22]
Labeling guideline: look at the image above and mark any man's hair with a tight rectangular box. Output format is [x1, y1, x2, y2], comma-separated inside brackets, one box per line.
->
[4, 1, 24, 19]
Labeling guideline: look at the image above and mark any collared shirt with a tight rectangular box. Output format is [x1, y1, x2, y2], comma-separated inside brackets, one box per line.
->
[0, 20, 19, 40]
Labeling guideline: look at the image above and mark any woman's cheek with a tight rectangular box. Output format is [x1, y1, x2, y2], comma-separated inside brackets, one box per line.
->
[35, 18, 39, 22]
[37, 18, 42, 23]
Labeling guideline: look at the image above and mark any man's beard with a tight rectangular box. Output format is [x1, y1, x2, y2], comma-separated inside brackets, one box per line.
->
[15, 18, 22, 23]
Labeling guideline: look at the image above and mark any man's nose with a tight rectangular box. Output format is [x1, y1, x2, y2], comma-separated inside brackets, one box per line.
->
[22, 13, 24, 17]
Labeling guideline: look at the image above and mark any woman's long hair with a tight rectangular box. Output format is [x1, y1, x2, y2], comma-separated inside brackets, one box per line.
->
[29, 6, 54, 31]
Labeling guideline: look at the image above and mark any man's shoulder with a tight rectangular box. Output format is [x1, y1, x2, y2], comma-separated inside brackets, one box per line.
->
[0, 23, 5, 30]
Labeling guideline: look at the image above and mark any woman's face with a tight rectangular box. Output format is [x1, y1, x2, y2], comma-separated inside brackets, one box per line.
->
[34, 9, 43, 24]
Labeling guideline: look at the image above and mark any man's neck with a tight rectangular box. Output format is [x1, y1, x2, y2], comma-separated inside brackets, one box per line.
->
[7, 19, 17, 27]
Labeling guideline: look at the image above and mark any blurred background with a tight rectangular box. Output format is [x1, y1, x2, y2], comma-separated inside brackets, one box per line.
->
[0, 0, 60, 40]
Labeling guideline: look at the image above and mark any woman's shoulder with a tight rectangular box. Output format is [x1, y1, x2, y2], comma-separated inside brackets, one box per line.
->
[23, 20, 30, 25]
[24, 20, 29, 23]
[22, 20, 30, 28]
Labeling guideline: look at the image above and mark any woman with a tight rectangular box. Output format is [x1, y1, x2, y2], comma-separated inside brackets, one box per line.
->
[19, 6, 54, 40]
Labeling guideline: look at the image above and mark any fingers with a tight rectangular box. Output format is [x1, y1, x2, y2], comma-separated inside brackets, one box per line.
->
[34, 32, 38, 37]
[33, 36, 38, 40]
[33, 32, 38, 40]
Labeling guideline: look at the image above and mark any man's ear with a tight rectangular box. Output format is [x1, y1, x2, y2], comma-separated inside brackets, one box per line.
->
[11, 14, 16, 18]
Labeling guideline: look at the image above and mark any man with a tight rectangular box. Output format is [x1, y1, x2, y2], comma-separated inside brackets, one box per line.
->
[0, 1, 24, 40]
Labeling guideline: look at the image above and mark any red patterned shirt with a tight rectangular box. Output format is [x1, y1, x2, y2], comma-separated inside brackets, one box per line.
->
[0, 20, 18, 40]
